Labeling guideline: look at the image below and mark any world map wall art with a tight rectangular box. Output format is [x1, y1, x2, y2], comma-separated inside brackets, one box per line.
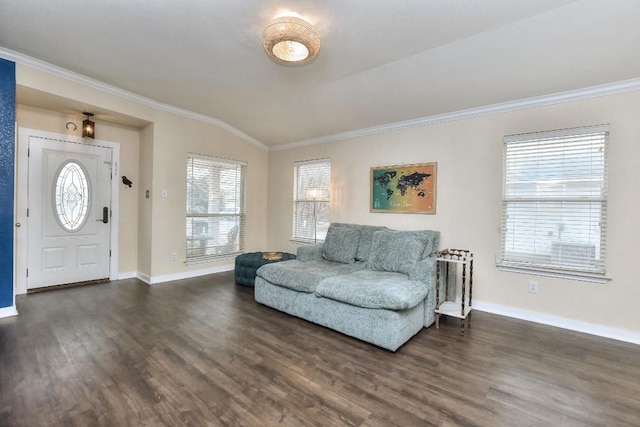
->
[370, 162, 437, 214]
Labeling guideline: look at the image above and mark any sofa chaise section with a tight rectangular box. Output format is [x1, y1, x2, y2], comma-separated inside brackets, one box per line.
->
[254, 279, 425, 351]
[254, 223, 440, 351]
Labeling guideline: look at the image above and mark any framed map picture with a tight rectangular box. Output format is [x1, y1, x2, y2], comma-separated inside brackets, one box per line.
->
[370, 162, 437, 214]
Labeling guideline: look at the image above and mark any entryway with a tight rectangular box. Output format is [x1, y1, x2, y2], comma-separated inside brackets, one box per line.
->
[15, 129, 121, 294]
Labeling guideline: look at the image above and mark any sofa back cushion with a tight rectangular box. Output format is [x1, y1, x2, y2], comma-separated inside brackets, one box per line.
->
[331, 223, 388, 261]
[354, 224, 389, 261]
[421, 230, 440, 257]
[322, 224, 359, 263]
[367, 230, 437, 274]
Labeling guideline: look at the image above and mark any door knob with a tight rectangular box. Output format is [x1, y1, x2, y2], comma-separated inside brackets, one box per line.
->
[15, 223, 21, 227]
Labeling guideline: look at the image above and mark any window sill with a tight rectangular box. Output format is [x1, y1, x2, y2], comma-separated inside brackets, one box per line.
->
[290, 239, 324, 246]
[496, 263, 611, 283]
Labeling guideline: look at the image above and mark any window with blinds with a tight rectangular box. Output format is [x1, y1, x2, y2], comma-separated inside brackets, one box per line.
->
[293, 159, 331, 242]
[501, 125, 608, 276]
[186, 154, 246, 261]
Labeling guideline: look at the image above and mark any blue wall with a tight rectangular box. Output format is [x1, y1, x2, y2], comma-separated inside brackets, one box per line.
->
[0, 58, 15, 309]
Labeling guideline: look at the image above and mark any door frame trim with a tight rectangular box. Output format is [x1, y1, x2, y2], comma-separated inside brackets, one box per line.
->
[15, 128, 120, 295]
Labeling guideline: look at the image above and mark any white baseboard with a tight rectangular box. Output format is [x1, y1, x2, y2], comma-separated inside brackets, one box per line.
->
[117, 271, 138, 280]
[147, 264, 234, 285]
[0, 305, 18, 319]
[473, 301, 640, 346]
[136, 273, 151, 284]
[11, 266, 233, 296]
[14, 270, 209, 288]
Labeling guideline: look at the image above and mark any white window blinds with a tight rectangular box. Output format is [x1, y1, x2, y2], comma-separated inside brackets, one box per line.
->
[501, 125, 608, 275]
[186, 154, 246, 261]
[293, 159, 331, 242]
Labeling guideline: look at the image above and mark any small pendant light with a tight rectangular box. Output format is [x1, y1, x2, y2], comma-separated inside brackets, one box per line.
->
[82, 112, 95, 139]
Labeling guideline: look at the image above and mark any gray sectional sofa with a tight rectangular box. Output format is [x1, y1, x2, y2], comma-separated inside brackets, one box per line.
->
[254, 223, 440, 351]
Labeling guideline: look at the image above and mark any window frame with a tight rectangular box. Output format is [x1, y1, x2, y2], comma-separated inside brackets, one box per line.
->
[186, 153, 246, 263]
[498, 124, 610, 283]
[292, 158, 331, 244]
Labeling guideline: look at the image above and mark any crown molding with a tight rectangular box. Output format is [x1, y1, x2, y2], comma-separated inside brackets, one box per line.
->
[270, 77, 640, 151]
[3, 46, 639, 154]
[0, 47, 268, 151]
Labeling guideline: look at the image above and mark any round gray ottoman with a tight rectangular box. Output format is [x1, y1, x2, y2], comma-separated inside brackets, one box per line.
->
[234, 252, 296, 286]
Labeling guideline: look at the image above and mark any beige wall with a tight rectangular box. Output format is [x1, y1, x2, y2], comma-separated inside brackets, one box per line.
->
[267, 90, 640, 335]
[15, 104, 141, 275]
[148, 112, 269, 276]
[16, 64, 269, 281]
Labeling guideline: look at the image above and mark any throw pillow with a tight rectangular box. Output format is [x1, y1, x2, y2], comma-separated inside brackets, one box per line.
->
[322, 225, 359, 264]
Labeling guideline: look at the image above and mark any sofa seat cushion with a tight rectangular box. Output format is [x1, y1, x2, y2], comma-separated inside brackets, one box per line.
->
[257, 260, 366, 293]
[315, 269, 429, 310]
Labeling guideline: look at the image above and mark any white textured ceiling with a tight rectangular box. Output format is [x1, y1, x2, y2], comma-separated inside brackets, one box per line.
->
[1, 0, 639, 147]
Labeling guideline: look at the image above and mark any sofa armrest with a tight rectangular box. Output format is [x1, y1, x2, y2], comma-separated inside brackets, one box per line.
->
[409, 257, 439, 327]
[297, 243, 324, 261]
[408, 257, 436, 285]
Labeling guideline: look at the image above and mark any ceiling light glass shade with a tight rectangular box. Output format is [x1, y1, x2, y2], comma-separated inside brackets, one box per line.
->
[262, 16, 320, 65]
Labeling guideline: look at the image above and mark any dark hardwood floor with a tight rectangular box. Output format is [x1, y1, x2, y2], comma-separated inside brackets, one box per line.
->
[1, 272, 639, 426]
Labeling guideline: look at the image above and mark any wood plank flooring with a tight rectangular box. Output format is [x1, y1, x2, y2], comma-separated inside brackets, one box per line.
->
[1, 271, 639, 426]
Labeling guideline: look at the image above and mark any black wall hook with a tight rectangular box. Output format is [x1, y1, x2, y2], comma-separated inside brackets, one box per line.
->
[122, 176, 133, 188]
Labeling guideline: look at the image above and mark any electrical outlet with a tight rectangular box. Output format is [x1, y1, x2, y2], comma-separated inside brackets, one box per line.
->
[170, 252, 177, 262]
[495, 252, 501, 264]
[528, 280, 538, 294]
[161, 189, 168, 198]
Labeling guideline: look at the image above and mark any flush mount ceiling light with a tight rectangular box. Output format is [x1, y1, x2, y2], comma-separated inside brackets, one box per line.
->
[262, 16, 320, 65]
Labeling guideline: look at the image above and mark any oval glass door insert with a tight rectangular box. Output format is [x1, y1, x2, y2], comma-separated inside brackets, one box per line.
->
[54, 161, 91, 231]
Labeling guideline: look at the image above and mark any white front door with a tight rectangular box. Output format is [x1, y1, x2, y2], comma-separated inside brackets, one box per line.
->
[27, 136, 112, 289]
